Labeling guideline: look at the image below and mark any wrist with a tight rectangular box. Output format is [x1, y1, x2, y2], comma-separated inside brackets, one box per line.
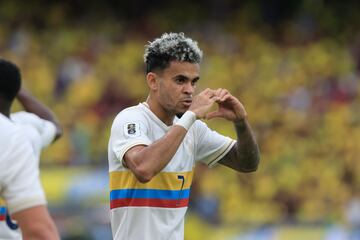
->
[234, 111, 247, 122]
[188, 108, 200, 119]
[234, 117, 247, 126]
[175, 111, 196, 131]
[233, 118, 250, 133]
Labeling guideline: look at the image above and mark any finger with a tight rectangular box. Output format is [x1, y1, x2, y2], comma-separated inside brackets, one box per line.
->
[208, 92, 219, 101]
[211, 96, 221, 102]
[206, 111, 223, 120]
[205, 89, 216, 98]
[218, 89, 229, 100]
[197, 88, 209, 96]
[199, 88, 213, 98]
[203, 88, 211, 93]
[219, 92, 232, 102]
[214, 88, 222, 97]
[210, 88, 224, 103]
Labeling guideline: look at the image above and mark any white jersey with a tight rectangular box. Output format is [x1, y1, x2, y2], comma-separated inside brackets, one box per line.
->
[108, 103, 235, 240]
[10, 111, 57, 159]
[0, 112, 57, 239]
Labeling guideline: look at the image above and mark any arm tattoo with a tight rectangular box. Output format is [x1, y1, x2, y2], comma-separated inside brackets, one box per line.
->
[219, 119, 260, 172]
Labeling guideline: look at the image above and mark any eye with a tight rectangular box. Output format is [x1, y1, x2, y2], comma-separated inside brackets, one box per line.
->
[175, 78, 185, 84]
[174, 77, 186, 84]
[191, 78, 199, 86]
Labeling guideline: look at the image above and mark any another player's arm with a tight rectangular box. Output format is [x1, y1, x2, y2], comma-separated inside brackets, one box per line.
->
[206, 88, 260, 172]
[124, 89, 218, 183]
[16, 88, 62, 141]
[5, 135, 60, 240]
[12, 206, 60, 240]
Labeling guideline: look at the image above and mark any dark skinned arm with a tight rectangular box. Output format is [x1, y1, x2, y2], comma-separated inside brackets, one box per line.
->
[219, 118, 260, 172]
[206, 88, 260, 172]
[16, 88, 62, 141]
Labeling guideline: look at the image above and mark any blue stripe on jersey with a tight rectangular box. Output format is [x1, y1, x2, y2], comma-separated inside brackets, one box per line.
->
[110, 188, 190, 201]
[0, 207, 6, 215]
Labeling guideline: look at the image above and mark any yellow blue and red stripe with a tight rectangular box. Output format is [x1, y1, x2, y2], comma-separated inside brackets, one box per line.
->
[110, 170, 194, 209]
[0, 206, 6, 221]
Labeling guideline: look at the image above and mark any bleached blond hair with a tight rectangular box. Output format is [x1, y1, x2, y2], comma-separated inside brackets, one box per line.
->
[144, 32, 203, 73]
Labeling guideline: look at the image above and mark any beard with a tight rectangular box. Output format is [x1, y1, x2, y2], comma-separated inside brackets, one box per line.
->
[176, 112, 184, 118]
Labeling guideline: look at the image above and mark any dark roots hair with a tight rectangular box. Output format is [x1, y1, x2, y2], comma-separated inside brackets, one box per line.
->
[144, 32, 203, 73]
[0, 59, 21, 102]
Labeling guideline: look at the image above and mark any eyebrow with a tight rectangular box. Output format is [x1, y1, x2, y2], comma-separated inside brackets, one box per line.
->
[172, 74, 200, 81]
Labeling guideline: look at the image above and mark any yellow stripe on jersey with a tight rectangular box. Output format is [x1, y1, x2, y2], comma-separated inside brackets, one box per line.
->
[110, 170, 194, 191]
[0, 198, 5, 205]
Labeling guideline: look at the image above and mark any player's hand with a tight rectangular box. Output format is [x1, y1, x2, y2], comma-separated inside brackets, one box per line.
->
[189, 88, 219, 119]
[205, 88, 247, 122]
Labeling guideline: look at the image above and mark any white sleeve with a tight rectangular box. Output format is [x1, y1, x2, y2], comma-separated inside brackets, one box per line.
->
[10, 111, 57, 148]
[109, 110, 152, 164]
[193, 121, 236, 167]
[1, 132, 46, 214]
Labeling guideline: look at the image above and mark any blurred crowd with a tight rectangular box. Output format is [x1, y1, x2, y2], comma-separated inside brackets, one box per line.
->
[1, 1, 360, 239]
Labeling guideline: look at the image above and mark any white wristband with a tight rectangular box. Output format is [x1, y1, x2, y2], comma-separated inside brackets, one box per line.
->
[175, 111, 196, 131]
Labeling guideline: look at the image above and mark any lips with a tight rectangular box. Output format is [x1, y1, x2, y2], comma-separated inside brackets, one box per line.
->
[181, 99, 192, 107]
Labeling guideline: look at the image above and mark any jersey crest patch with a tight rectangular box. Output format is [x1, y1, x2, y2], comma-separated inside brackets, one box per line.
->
[124, 123, 140, 137]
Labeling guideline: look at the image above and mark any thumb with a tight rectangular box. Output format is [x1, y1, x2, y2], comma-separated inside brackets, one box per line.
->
[206, 111, 223, 120]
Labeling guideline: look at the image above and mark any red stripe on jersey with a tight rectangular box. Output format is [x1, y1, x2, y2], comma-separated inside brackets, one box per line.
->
[110, 198, 189, 209]
[0, 215, 5, 221]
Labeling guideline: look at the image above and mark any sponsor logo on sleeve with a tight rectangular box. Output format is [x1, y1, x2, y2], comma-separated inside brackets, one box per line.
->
[124, 123, 140, 137]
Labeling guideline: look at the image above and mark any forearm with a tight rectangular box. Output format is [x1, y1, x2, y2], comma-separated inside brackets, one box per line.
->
[17, 89, 62, 139]
[233, 118, 260, 171]
[21, 222, 59, 240]
[13, 206, 60, 240]
[219, 118, 260, 172]
[125, 125, 188, 182]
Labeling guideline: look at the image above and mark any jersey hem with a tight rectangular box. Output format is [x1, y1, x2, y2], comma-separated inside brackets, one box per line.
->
[208, 140, 236, 168]
[116, 140, 151, 167]
[7, 196, 47, 214]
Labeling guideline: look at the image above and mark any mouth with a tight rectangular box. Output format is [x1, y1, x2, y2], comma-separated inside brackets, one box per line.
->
[181, 99, 192, 107]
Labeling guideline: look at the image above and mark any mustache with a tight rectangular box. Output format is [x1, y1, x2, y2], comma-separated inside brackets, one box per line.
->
[180, 97, 192, 101]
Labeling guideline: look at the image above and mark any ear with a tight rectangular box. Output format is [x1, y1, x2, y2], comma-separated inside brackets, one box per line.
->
[146, 72, 159, 90]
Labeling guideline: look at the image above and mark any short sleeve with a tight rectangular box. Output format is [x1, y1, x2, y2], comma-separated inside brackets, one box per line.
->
[193, 121, 236, 167]
[109, 110, 152, 166]
[1, 132, 46, 214]
[10, 111, 57, 148]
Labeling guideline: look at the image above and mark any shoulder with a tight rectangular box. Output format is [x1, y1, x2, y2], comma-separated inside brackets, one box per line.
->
[0, 122, 32, 165]
[10, 112, 45, 143]
[115, 104, 145, 117]
[10, 111, 39, 123]
[10, 111, 55, 136]
[0, 114, 19, 140]
[111, 104, 148, 127]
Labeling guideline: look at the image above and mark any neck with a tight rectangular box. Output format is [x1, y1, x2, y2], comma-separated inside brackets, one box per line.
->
[146, 96, 175, 126]
[0, 103, 11, 118]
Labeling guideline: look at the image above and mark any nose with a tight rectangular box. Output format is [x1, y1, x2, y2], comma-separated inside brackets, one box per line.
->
[183, 82, 194, 95]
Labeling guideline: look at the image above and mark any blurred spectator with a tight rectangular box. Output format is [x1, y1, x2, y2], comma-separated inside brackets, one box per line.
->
[8, 28, 29, 57]
[92, 79, 134, 117]
[54, 56, 91, 98]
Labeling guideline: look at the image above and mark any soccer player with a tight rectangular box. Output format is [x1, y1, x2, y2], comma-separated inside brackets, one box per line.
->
[0, 59, 61, 239]
[108, 32, 260, 240]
